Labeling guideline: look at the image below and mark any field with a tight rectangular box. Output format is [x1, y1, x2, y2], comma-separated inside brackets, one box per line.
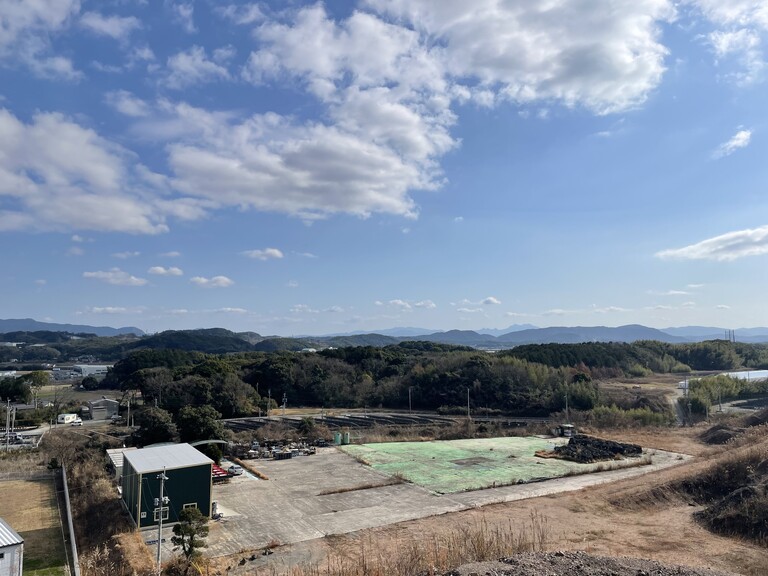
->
[341, 436, 646, 494]
[0, 476, 68, 576]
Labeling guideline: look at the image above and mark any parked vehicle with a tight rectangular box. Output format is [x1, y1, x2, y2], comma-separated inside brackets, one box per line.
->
[57, 413, 78, 424]
[228, 464, 244, 476]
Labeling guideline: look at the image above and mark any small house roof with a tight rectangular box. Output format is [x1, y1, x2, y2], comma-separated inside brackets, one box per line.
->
[106, 447, 137, 470]
[0, 517, 23, 547]
[123, 443, 213, 475]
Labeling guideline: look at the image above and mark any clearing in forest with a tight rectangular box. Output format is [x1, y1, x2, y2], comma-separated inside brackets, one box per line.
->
[342, 436, 647, 494]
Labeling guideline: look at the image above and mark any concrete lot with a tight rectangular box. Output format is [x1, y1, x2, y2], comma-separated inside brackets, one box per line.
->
[205, 445, 689, 558]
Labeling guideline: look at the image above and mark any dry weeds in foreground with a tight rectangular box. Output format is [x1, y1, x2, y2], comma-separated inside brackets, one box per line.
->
[255, 512, 550, 576]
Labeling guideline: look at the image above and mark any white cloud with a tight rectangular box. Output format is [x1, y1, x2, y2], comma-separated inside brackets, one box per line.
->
[215, 307, 247, 314]
[325, 306, 344, 313]
[34, 279, 46, 285]
[148, 266, 183, 276]
[713, 128, 753, 158]
[287, 280, 299, 288]
[367, 0, 676, 114]
[80, 12, 141, 41]
[647, 289, 690, 295]
[414, 300, 436, 309]
[690, 0, 768, 83]
[164, 46, 231, 89]
[160, 251, 181, 257]
[454, 216, 464, 223]
[105, 90, 150, 117]
[457, 307, 482, 313]
[0, 108, 198, 234]
[481, 296, 501, 305]
[171, 2, 196, 33]
[83, 268, 147, 286]
[91, 307, 124, 314]
[0, 0, 81, 79]
[242, 247, 284, 261]
[388, 299, 412, 310]
[71, 235, 86, 243]
[295, 252, 318, 259]
[67, 246, 84, 256]
[112, 251, 140, 259]
[218, 4, 264, 25]
[716, 304, 731, 309]
[656, 225, 768, 261]
[290, 304, 318, 314]
[169, 308, 189, 315]
[190, 275, 234, 287]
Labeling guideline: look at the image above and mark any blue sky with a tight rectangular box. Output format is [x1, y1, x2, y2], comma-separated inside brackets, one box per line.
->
[2, 0, 768, 336]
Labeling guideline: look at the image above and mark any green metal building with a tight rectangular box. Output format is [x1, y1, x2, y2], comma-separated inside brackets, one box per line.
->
[121, 443, 213, 529]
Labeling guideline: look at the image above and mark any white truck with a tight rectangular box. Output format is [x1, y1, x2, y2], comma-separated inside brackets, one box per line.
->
[57, 413, 78, 424]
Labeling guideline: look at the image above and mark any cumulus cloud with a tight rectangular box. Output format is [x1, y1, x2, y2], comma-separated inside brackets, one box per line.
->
[388, 299, 412, 310]
[83, 268, 147, 286]
[0, 0, 81, 79]
[242, 247, 284, 260]
[105, 91, 151, 117]
[656, 225, 768, 261]
[160, 251, 181, 257]
[112, 251, 140, 259]
[148, 266, 183, 276]
[80, 12, 140, 41]
[481, 296, 501, 305]
[647, 289, 690, 295]
[457, 307, 482, 313]
[367, 0, 675, 114]
[215, 307, 247, 314]
[414, 300, 436, 309]
[716, 304, 731, 309]
[163, 46, 231, 89]
[713, 128, 753, 158]
[190, 275, 234, 287]
[0, 108, 202, 234]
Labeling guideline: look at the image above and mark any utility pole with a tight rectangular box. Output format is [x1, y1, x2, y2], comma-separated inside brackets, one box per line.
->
[408, 387, 412, 415]
[5, 399, 10, 452]
[267, 389, 271, 418]
[282, 393, 287, 416]
[466, 388, 471, 421]
[154, 468, 169, 576]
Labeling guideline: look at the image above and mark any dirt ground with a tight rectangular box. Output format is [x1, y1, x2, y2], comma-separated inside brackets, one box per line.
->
[0, 476, 68, 575]
[228, 425, 768, 576]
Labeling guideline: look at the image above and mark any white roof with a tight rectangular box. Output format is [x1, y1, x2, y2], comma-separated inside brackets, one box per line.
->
[106, 447, 137, 469]
[0, 517, 23, 547]
[123, 443, 213, 474]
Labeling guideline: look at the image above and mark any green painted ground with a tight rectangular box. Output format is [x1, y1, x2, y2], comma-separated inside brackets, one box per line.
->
[342, 437, 626, 494]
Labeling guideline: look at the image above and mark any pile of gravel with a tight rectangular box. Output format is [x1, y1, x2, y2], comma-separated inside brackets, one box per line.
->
[444, 551, 737, 576]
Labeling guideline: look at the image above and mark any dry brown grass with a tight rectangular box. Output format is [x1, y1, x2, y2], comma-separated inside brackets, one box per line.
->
[254, 512, 551, 576]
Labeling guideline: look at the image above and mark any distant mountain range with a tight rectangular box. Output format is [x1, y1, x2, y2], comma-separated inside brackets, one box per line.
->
[3, 319, 768, 349]
[0, 318, 144, 337]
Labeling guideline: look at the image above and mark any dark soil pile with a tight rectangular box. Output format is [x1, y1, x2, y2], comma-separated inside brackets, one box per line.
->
[445, 551, 737, 575]
[744, 407, 768, 427]
[699, 424, 742, 445]
[552, 434, 642, 463]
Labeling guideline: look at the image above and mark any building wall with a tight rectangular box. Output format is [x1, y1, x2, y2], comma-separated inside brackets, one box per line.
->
[0, 543, 23, 576]
[122, 463, 212, 529]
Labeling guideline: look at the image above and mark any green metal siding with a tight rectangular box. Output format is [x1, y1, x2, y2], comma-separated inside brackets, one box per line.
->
[122, 462, 211, 528]
[136, 464, 212, 527]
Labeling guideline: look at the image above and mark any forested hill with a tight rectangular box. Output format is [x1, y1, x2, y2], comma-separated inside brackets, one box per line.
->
[3, 326, 768, 365]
